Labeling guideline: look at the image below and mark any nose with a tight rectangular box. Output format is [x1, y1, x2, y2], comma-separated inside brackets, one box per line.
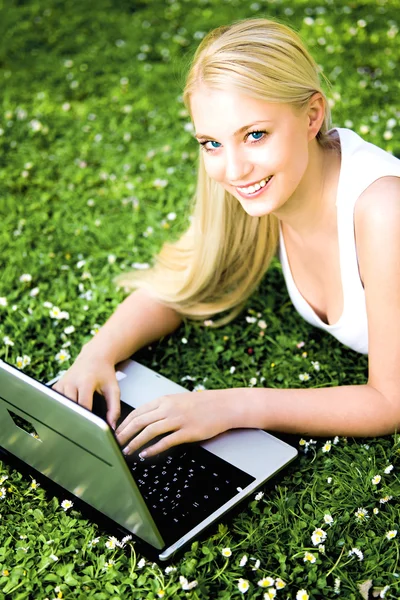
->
[224, 146, 252, 185]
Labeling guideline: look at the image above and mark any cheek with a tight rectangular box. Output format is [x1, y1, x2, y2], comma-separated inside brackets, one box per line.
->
[203, 156, 224, 182]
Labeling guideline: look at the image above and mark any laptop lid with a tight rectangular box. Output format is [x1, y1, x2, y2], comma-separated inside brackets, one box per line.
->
[0, 358, 297, 560]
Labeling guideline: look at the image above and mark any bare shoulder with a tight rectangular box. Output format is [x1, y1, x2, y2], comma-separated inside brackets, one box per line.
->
[354, 176, 400, 283]
[355, 175, 400, 227]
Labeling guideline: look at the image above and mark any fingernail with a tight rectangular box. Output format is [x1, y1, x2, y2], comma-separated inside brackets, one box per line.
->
[111, 422, 116, 431]
[139, 450, 147, 459]
[123, 447, 129, 455]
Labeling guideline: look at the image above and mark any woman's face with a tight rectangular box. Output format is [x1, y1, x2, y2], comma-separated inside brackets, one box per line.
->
[190, 86, 314, 218]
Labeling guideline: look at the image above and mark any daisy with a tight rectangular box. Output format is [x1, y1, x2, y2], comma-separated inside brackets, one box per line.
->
[354, 507, 369, 521]
[179, 576, 197, 590]
[239, 555, 248, 567]
[157, 591, 165, 598]
[55, 350, 71, 364]
[264, 589, 277, 599]
[30, 479, 39, 489]
[299, 373, 310, 381]
[165, 566, 177, 574]
[61, 499, 73, 511]
[275, 579, 286, 589]
[384, 465, 394, 474]
[105, 537, 118, 549]
[322, 441, 332, 453]
[296, 590, 309, 600]
[348, 548, 364, 561]
[137, 558, 146, 569]
[20, 274, 32, 282]
[311, 528, 327, 546]
[255, 491, 264, 501]
[103, 560, 115, 571]
[49, 554, 58, 562]
[238, 579, 250, 593]
[303, 552, 316, 563]
[221, 547, 232, 557]
[373, 508, 379, 514]
[324, 514, 334, 524]
[0, 487, 6, 499]
[258, 577, 274, 587]
[87, 538, 100, 548]
[380, 585, 390, 598]
[385, 530, 397, 540]
[372, 475, 381, 485]
[0, 297, 7, 307]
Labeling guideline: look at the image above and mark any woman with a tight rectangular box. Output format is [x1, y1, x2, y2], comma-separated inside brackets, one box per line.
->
[54, 18, 400, 458]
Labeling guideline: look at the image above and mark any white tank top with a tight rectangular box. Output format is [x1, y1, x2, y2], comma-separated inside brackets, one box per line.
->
[279, 127, 400, 355]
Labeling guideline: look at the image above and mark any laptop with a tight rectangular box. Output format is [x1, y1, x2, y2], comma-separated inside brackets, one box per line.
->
[0, 357, 297, 561]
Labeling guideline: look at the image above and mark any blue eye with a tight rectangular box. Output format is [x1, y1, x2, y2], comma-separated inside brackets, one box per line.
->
[210, 141, 221, 148]
[249, 131, 264, 141]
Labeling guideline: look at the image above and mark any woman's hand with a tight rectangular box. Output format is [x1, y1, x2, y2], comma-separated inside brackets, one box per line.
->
[115, 389, 244, 457]
[52, 348, 121, 430]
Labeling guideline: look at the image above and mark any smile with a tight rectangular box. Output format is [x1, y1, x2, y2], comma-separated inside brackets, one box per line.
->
[237, 176, 273, 195]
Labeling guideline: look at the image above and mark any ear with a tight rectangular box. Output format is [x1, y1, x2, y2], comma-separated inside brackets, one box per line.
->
[306, 93, 326, 141]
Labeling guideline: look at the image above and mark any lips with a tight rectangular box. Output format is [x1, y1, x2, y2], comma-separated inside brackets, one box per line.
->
[235, 175, 273, 199]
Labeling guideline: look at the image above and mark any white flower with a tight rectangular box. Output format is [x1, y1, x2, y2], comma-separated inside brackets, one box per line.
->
[258, 577, 274, 587]
[137, 557, 146, 569]
[61, 499, 73, 511]
[87, 537, 100, 547]
[181, 338, 188, 344]
[354, 507, 369, 521]
[264, 589, 277, 599]
[251, 558, 260, 571]
[193, 384, 205, 392]
[299, 373, 310, 381]
[275, 579, 286, 590]
[64, 325, 75, 335]
[245, 316, 257, 323]
[304, 551, 316, 563]
[229, 366, 236, 374]
[55, 349, 71, 364]
[333, 436, 339, 445]
[76, 260, 86, 269]
[384, 464, 394, 474]
[107, 254, 116, 264]
[385, 530, 397, 540]
[318, 544, 325, 554]
[0, 487, 6, 499]
[322, 441, 332, 453]
[103, 560, 115, 571]
[3, 336, 14, 346]
[179, 576, 198, 590]
[16, 355, 31, 369]
[380, 585, 390, 598]
[120, 535, 132, 546]
[255, 491, 264, 501]
[334, 578, 341, 594]
[20, 273, 32, 282]
[296, 590, 309, 600]
[165, 566, 177, 574]
[258, 320, 267, 329]
[379, 495, 393, 504]
[221, 547, 232, 557]
[238, 578, 250, 593]
[49, 554, 58, 561]
[167, 212, 176, 220]
[249, 377, 257, 386]
[153, 178, 168, 189]
[311, 528, 327, 546]
[239, 555, 248, 567]
[30, 119, 42, 132]
[311, 360, 320, 371]
[324, 514, 334, 524]
[0, 297, 7, 307]
[348, 547, 364, 561]
[373, 508, 379, 514]
[105, 536, 118, 549]
[372, 475, 381, 485]
[30, 287, 40, 297]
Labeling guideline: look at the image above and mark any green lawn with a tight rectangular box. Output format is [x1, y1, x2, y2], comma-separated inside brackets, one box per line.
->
[0, 0, 399, 598]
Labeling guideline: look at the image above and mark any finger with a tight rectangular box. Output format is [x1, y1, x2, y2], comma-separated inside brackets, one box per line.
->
[122, 419, 173, 456]
[115, 403, 159, 437]
[62, 385, 79, 403]
[102, 381, 121, 430]
[116, 409, 164, 446]
[140, 430, 185, 458]
[77, 383, 95, 411]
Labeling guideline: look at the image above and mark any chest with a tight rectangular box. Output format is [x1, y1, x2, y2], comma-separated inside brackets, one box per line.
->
[282, 226, 344, 326]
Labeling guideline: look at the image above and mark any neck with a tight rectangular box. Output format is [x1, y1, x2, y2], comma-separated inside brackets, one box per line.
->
[274, 138, 339, 239]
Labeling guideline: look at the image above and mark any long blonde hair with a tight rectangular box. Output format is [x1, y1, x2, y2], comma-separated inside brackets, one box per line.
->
[116, 18, 332, 326]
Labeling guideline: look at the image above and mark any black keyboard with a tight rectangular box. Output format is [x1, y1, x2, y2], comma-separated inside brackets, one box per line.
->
[92, 393, 255, 545]
[127, 442, 255, 544]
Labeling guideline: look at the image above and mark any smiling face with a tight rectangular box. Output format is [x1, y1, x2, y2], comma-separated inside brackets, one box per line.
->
[191, 86, 317, 218]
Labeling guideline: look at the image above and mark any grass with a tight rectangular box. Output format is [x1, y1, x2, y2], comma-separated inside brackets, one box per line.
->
[0, 0, 399, 598]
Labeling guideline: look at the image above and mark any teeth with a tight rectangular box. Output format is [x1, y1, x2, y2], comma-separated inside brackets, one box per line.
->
[238, 176, 271, 194]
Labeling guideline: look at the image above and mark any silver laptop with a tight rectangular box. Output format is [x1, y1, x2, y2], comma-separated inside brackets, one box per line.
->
[0, 358, 297, 560]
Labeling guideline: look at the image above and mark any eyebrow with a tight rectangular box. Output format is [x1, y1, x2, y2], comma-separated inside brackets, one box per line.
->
[195, 120, 273, 141]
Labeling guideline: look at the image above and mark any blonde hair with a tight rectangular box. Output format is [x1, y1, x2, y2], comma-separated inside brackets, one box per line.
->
[116, 18, 333, 326]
